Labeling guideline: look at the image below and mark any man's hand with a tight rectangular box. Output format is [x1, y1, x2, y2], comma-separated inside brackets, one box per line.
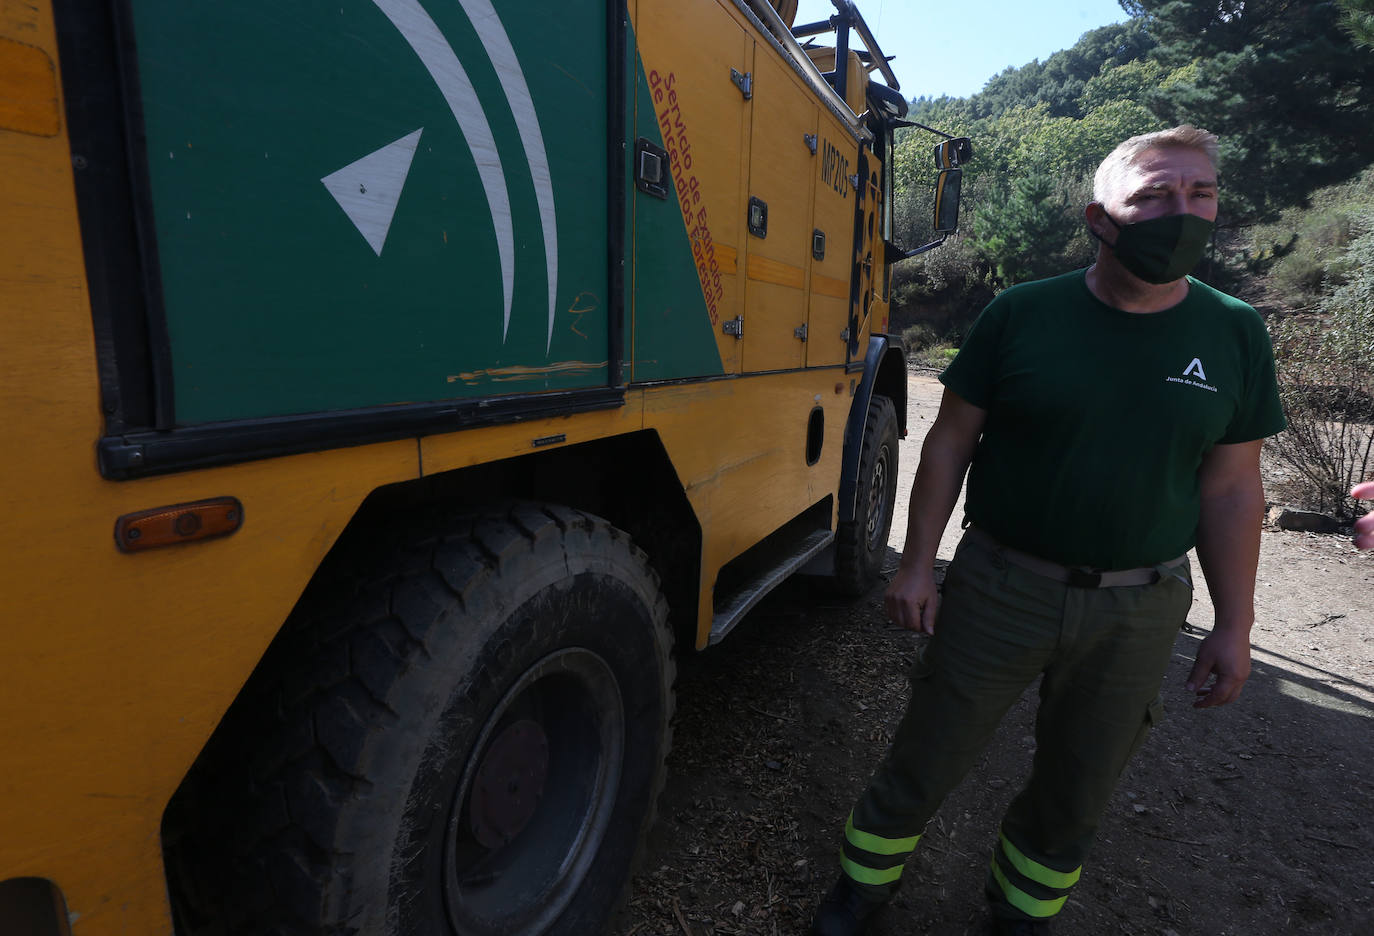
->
[1352, 481, 1374, 550]
[882, 389, 985, 635]
[885, 565, 940, 634]
[1185, 629, 1251, 708]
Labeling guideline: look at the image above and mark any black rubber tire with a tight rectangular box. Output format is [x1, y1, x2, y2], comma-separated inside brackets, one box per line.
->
[833, 394, 900, 596]
[165, 503, 674, 936]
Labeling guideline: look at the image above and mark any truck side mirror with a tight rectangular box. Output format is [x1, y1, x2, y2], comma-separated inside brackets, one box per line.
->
[933, 137, 973, 169]
[933, 168, 962, 234]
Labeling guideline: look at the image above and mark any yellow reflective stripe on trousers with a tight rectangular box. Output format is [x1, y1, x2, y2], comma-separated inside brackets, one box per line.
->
[1000, 833, 1081, 889]
[840, 852, 904, 886]
[845, 813, 921, 856]
[990, 861, 1067, 918]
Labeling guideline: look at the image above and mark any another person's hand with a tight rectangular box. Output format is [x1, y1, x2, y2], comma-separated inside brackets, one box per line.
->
[884, 565, 940, 634]
[1185, 628, 1252, 709]
[1352, 481, 1374, 550]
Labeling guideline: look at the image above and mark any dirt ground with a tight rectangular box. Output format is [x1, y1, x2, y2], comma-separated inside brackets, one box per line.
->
[614, 372, 1374, 936]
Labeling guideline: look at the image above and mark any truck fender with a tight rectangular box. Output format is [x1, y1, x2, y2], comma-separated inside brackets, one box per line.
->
[836, 334, 907, 525]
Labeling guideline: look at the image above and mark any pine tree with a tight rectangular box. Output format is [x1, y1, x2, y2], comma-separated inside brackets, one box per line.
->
[1129, 0, 1374, 221]
[1340, 0, 1374, 49]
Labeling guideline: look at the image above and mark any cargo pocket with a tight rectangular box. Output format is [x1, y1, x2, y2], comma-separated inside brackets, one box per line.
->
[906, 636, 936, 683]
[1126, 696, 1165, 761]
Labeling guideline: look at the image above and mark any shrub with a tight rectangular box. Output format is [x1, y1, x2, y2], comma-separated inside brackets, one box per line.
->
[889, 237, 994, 342]
[1269, 208, 1364, 304]
[1243, 167, 1374, 308]
[1268, 219, 1374, 518]
[900, 323, 938, 351]
[908, 342, 959, 371]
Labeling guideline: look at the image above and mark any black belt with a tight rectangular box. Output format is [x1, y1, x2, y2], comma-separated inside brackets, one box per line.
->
[964, 527, 1186, 589]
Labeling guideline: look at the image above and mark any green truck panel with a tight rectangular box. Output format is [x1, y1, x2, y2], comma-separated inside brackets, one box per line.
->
[130, 0, 611, 423]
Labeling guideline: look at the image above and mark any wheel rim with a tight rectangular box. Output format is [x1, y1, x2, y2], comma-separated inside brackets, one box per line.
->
[865, 441, 891, 551]
[443, 648, 625, 934]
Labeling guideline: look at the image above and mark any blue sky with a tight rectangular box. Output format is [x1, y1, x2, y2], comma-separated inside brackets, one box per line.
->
[792, 0, 1132, 100]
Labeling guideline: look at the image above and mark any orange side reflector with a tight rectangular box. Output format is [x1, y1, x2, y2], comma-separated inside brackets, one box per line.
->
[115, 497, 243, 553]
[0, 37, 60, 137]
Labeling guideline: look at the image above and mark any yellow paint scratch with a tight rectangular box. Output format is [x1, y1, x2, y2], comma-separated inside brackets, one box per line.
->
[568, 291, 599, 340]
[447, 360, 609, 386]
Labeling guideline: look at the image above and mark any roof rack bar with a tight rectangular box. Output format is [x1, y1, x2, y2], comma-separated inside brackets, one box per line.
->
[791, 19, 833, 38]
[735, 0, 872, 143]
[790, 3, 900, 91]
[832, 0, 899, 91]
[834, 4, 850, 98]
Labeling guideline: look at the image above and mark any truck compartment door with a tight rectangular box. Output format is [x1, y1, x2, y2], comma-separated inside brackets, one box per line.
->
[121, 0, 613, 424]
[740, 48, 814, 373]
[807, 119, 857, 368]
[632, 0, 748, 378]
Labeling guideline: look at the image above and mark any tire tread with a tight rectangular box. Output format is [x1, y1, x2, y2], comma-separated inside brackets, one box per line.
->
[165, 502, 674, 936]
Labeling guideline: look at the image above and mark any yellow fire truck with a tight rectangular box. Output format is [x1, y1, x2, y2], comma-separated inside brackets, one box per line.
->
[0, 0, 966, 932]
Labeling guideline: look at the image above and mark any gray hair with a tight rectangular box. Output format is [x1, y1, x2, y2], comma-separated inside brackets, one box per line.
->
[1092, 125, 1219, 204]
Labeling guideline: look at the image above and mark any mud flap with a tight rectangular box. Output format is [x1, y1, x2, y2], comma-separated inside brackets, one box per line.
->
[837, 334, 906, 526]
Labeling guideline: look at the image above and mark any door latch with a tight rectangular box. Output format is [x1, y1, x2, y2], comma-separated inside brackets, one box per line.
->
[633, 138, 669, 200]
[723, 316, 744, 338]
[747, 196, 768, 238]
[794, 323, 808, 341]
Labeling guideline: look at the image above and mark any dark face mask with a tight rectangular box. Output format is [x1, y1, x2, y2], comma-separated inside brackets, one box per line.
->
[1094, 211, 1215, 284]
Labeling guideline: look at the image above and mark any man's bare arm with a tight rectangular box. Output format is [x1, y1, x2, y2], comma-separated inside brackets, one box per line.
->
[1188, 439, 1266, 708]
[1352, 481, 1374, 550]
[884, 389, 987, 634]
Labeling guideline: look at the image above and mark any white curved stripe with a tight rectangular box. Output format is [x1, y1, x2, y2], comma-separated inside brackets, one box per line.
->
[458, 0, 559, 352]
[373, 0, 514, 338]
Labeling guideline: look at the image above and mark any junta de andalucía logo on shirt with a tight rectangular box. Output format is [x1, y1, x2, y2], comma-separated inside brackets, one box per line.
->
[1165, 357, 1218, 393]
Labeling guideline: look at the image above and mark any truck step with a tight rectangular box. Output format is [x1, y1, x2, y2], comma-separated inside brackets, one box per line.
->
[709, 528, 834, 645]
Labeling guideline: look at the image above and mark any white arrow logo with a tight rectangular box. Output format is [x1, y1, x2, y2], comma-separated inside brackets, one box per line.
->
[1183, 357, 1207, 380]
[332, 0, 559, 349]
[321, 128, 424, 257]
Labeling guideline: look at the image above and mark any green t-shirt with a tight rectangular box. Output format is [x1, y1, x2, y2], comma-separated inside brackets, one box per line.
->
[940, 269, 1285, 569]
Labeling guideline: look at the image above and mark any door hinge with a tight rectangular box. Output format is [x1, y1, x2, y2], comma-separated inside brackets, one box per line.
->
[723, 315, 744, 338]
[794, 323, 808, 341]
[804, 133, 818, 155]
[730, 67, 753, 100]
[839, 327, 851, 343]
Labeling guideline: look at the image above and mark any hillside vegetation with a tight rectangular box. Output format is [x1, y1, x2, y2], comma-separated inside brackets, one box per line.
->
[890, 0, 1374, 516]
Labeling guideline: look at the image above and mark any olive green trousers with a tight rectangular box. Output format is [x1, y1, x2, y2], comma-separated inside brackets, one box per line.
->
[839, 530, 1193, 921]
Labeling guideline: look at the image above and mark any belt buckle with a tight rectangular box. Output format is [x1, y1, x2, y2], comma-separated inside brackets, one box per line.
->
[1066, 568, 1102, 588]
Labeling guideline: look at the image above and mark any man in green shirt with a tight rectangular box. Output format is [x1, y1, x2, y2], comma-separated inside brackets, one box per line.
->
[811, 126, 1285, 936]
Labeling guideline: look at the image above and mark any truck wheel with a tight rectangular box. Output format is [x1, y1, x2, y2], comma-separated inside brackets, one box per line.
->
[834, 394, 899, 596]
[167, 504, 673, 936]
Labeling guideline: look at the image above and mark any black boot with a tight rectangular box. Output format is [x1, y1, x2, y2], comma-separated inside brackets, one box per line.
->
[809, 875, 889, 936]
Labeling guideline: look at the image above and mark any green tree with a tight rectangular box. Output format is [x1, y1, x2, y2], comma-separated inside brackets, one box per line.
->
[972, 20, 1156, 119]
[1012, 98, 1162, 180]
[1077, 60, 1166, 112]
[969, 172, 1089, 286]
[1339, 0, 1374, 48]
[1129, 0, 1374, 221]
